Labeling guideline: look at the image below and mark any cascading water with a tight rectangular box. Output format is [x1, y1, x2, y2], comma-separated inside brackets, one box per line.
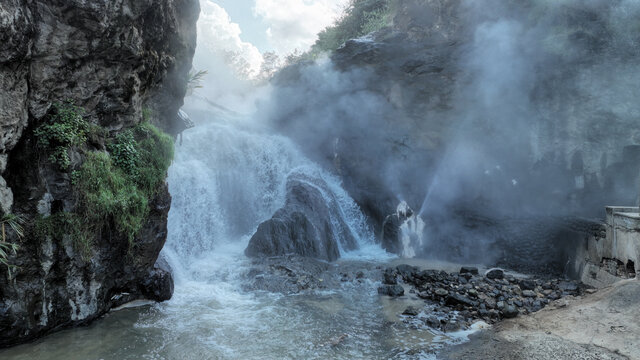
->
[397, 202, 427, 259]
[162, 108, 383, 279]
[0, 106, 469, 360]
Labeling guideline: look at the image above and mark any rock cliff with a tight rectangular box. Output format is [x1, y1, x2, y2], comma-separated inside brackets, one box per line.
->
[0, 0, 198, 347]
[266, 0, 640, 263]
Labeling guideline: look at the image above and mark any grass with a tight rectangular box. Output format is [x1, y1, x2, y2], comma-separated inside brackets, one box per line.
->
[74, 152, 149, 248]
[33, 101, 175, 256]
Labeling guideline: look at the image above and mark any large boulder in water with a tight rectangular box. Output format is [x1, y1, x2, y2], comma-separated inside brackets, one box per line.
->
[245, 172, 359, 261]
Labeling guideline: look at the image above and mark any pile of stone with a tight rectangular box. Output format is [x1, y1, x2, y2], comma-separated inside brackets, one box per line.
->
[379, 265, 584, 331]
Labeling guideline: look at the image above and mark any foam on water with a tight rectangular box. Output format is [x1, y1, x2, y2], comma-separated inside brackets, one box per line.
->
[1, 110, 475, 360]
[164, 111, 388, 278]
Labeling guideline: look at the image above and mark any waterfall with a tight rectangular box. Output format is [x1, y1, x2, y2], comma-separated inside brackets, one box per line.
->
[161, 108, 386, 282]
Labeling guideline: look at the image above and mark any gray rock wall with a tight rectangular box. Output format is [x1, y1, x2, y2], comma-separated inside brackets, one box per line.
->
[267, 0, 640, 264]
[0, 0, 198, 347]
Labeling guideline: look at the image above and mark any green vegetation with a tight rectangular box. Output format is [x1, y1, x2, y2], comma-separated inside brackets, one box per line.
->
[108, 122, 175, 198]
[34, 212, 92, 259]
[310, 0, 395, 56]
[186, 69, 208, 95]
[34, 102, 174, 256]
[34, 102, 89, 170]
[74, 152, 149, 248]
[1, 214, 24, 277]
[142, 107, 153, 123]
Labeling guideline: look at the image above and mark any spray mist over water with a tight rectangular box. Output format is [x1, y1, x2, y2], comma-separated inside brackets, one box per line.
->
[162, 102, 386, 285]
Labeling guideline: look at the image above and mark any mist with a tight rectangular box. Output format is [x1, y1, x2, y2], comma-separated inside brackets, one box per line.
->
[253, 0, 640, 265]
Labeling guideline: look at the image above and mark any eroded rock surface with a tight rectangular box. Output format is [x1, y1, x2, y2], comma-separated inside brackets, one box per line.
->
[0, 0, 198, 347]
[246, 172, 359, 261]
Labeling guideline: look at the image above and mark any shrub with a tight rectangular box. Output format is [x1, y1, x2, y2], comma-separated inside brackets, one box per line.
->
[133, 123, 174, 197]
[108, 123, 174, 198]
[310, 0, 395, 55]
[33, 104, 174, 255]
[74, 152, 149, 247]
[34, 102, 88, 170]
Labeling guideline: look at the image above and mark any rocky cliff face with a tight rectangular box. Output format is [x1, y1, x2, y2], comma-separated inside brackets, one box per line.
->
[267, 0, 640, 264]
[0, 0, 198, 347]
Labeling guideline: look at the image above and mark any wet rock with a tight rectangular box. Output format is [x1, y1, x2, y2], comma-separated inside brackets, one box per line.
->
[460, 266, 479, 275]
[435, 288, 449, 297]
[446, 294, 477, 308]
[383, 268, 398, 285]
[246, 173, 358, 261]
[378, 285, 405, 297]
[503, 305, 519, 318]
[396, 264, 418, 280]
[519, 279, 536, 290]
[140, 257, 175, 302]
[485, 268, 505, 280]
[443, 321, 461, 332]
[558, 281, 578, 293]
[426, 316, 440, 328]
[402, 306, 420, 316]
[522, 290, 537, 298]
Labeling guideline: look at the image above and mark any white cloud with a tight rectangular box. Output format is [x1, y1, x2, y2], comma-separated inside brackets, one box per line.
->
[197, 0, 264, 78]
[253, 0, 350, 54]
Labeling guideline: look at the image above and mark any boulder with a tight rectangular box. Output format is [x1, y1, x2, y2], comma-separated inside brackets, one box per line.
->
[460, 266, 479, 275]
[402, 306, 420, 316]
[378, 285, 405, 297]
[246, 173, 358, 261]
[519, 279, 536, 290]
[140, 257, 174, 302]
[503, 305, 519, 318]
[485, 268, 505, 280]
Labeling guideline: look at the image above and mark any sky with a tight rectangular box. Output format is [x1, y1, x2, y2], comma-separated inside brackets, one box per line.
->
[196, 0, 350, 78]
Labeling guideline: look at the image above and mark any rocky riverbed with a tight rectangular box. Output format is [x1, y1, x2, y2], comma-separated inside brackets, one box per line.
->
[379, 264, 586, 333]
[242, 256, 586, 336]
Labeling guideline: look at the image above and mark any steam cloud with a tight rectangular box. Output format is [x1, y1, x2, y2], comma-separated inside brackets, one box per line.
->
[257, 0, 640, 264]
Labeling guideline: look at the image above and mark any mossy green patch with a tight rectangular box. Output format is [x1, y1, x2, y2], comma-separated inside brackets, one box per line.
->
[34, 108, 174, 256]
[74, 152, 149, 247]
[34, 102, 89, 170]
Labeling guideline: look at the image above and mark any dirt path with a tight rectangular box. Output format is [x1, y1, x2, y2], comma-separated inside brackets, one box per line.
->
[440, 279, 640, 360]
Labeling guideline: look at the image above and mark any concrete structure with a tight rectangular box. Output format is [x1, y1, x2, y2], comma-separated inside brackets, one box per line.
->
[574, 207, 639, 288]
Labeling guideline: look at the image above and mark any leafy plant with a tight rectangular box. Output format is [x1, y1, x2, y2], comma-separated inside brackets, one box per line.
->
[1, 214, 24, 277]
[310, 0, 395, 55]
[74, 152, 149, 248]
[34, 102, 89, 170]
[109, 130, 139, 176]
[186, 69, 208, 95]
[32, 103, 174, 256]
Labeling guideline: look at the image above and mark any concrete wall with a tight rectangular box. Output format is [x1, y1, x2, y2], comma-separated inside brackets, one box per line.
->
[574, 207, 639, 288]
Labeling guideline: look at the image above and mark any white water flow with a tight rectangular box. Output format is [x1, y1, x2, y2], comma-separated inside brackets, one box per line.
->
[0, 110, 473, 360]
